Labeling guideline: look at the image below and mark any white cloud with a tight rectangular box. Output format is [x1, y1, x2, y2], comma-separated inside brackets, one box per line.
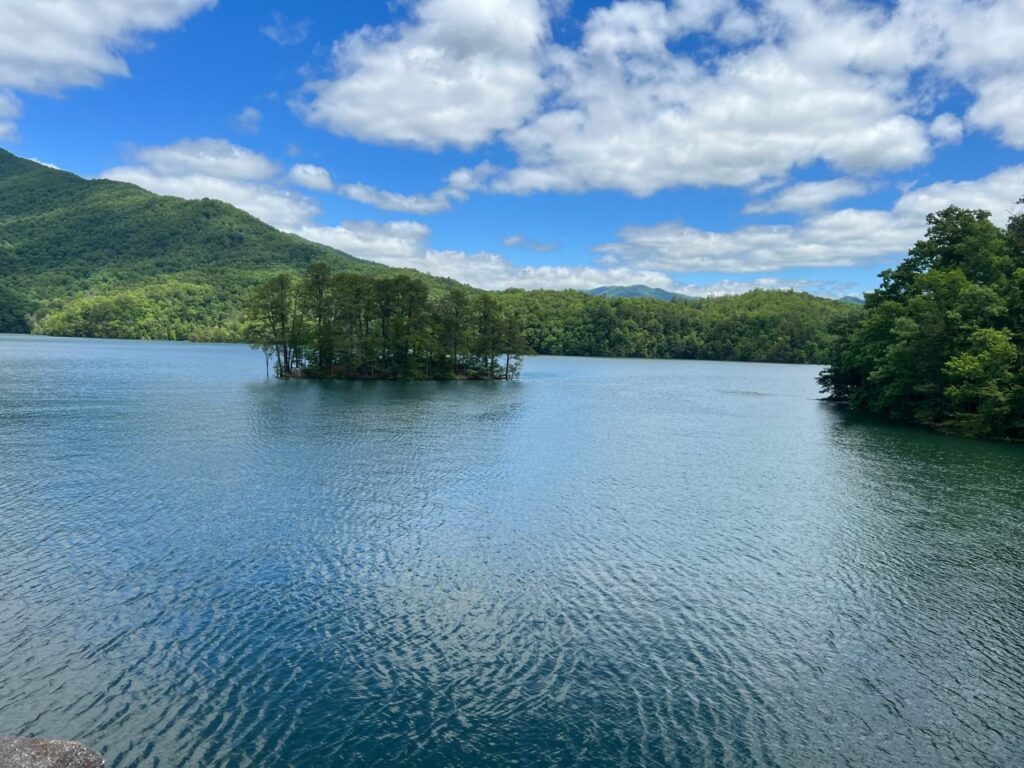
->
[744, 178, 869, 214]
[0, 89, 19, 118]
[293, 219, 685, 290]
[0, 0, 213, 138]
[0, 88, 19, 139]
[339, 183, 455, 214]
[261, 13, 310, 46]
[126, 138, 277, 180]
[295, 0, 550, 150]
[0, 0, 215, 93]
[294, 0, 1024, 198]
[337, 162, 496, 213]
[503, 234, 559, 252]
[103, 166, 318, 231]
[237, 106, 262, 132]
[676, 277, 860, 299]
[288, 163, 334, 191]
[94, 139, 661, 291]
[101, 138, 315, 231]
[966, 75, 1024, 148]
[495, 0, 933, 195]
[96, 138, 1024, 298]
[295, 220, 432, 263]
[597, 164, 1024, 274]
[28, 157, 61, 170]
[929, 112, 964, 145]
[892, 165, 1024, 223]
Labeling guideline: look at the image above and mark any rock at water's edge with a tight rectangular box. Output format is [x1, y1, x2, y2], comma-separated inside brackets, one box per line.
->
[0, 737, 104, 768]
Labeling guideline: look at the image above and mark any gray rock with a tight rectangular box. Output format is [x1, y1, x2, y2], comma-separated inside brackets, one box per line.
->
[0, 738, 104, 768]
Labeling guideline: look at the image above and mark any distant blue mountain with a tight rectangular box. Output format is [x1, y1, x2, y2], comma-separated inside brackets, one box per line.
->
[587, 285, 690, 301]
[838, 295, 866, 305]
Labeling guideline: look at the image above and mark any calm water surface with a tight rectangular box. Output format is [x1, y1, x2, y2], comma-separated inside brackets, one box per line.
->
[1, 335, 1022, 767]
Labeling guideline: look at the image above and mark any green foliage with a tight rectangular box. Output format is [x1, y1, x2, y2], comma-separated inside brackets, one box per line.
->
[0, 148, 455, 340]
[246, 264, 524, 380]
[0, 283, 33, 333]
[820, 204, 1024, 440]
[498, 288, 857, 363]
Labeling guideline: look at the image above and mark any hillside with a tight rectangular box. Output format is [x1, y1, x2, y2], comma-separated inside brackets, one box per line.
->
[0, 149, 860, 362]
[0, 149, 455, 339]
[502, 287, 859, 363]
[587, 285, 687, 301]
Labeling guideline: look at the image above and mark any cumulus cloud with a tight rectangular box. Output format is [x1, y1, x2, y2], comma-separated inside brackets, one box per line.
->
[966, 75, 1024, 148]
[0, 88, 19, 139]
[288, 163, 334, 191]
[291, 219, 669, 290]
[237, 106, 262, 132]
[125, 138, 277, 180]
[96, 139, 1024, 297]
[102, 138, 316, 231]
[744, 179, 870, 214]
[96, 139, 671, 290]
[495, 0, 936, 195]
[295, 0, 1024, 197]
[339, 184, 455, 214]
[294, 0, 550, 150]
[597, 165, 1024, 274]
[929, 113, 964, 145]
[503, 234, 559, 252]
[0, 0, 215, 93]
[338, 163, 496, 213]
[676, 277, 861, 299]
[0, 0, 214, 137]
[261, 12, 311, 46]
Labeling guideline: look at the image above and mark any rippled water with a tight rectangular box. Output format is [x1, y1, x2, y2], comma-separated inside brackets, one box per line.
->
[1, 335, 1023, 767]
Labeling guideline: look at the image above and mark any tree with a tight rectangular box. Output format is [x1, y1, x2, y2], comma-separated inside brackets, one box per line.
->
[244, 273, 304, 375]
[243, 267, 525, 381]
[819, 197, 1024, 439]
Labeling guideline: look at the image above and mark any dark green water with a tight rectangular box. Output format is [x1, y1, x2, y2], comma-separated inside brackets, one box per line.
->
[1, 334, 1022, 767]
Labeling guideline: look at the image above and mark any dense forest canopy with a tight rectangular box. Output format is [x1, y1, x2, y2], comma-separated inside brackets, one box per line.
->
[500, 288, 857, 363]
[819, 202, 1024, 439]
[0, 148, 858, 364]
[246, 264, 525, 380]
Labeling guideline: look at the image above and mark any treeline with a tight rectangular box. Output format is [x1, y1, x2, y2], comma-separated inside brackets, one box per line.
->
[31, 280, 244, 341]
[820, 203, 1024, 440]
[244, 264, 525, 380]
[499, 288, 858, 363]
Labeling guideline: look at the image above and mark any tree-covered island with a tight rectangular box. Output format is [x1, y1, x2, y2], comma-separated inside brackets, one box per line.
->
[819, 200, 1024, 440]
[244, 263, 526, 380]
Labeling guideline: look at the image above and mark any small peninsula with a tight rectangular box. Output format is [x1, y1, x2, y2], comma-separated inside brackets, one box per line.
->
[819, 201, 1024, 440]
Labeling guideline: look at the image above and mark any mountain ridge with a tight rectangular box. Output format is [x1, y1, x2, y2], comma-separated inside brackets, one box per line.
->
[0, 148, 459, 337]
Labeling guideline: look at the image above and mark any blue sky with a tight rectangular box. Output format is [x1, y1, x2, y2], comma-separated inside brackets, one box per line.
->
[2, 0, 1023, 296]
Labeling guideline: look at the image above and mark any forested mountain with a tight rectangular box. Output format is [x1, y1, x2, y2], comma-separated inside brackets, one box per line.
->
[587, 285, 686, 301]
[0, 149, 453, 339]
[0, 149, 857, 363]
[502, 287, 857, 363]
[820, 204, 1024, 439]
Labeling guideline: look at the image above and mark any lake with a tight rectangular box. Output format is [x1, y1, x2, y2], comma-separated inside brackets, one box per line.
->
[1, 334, 1022, 767]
